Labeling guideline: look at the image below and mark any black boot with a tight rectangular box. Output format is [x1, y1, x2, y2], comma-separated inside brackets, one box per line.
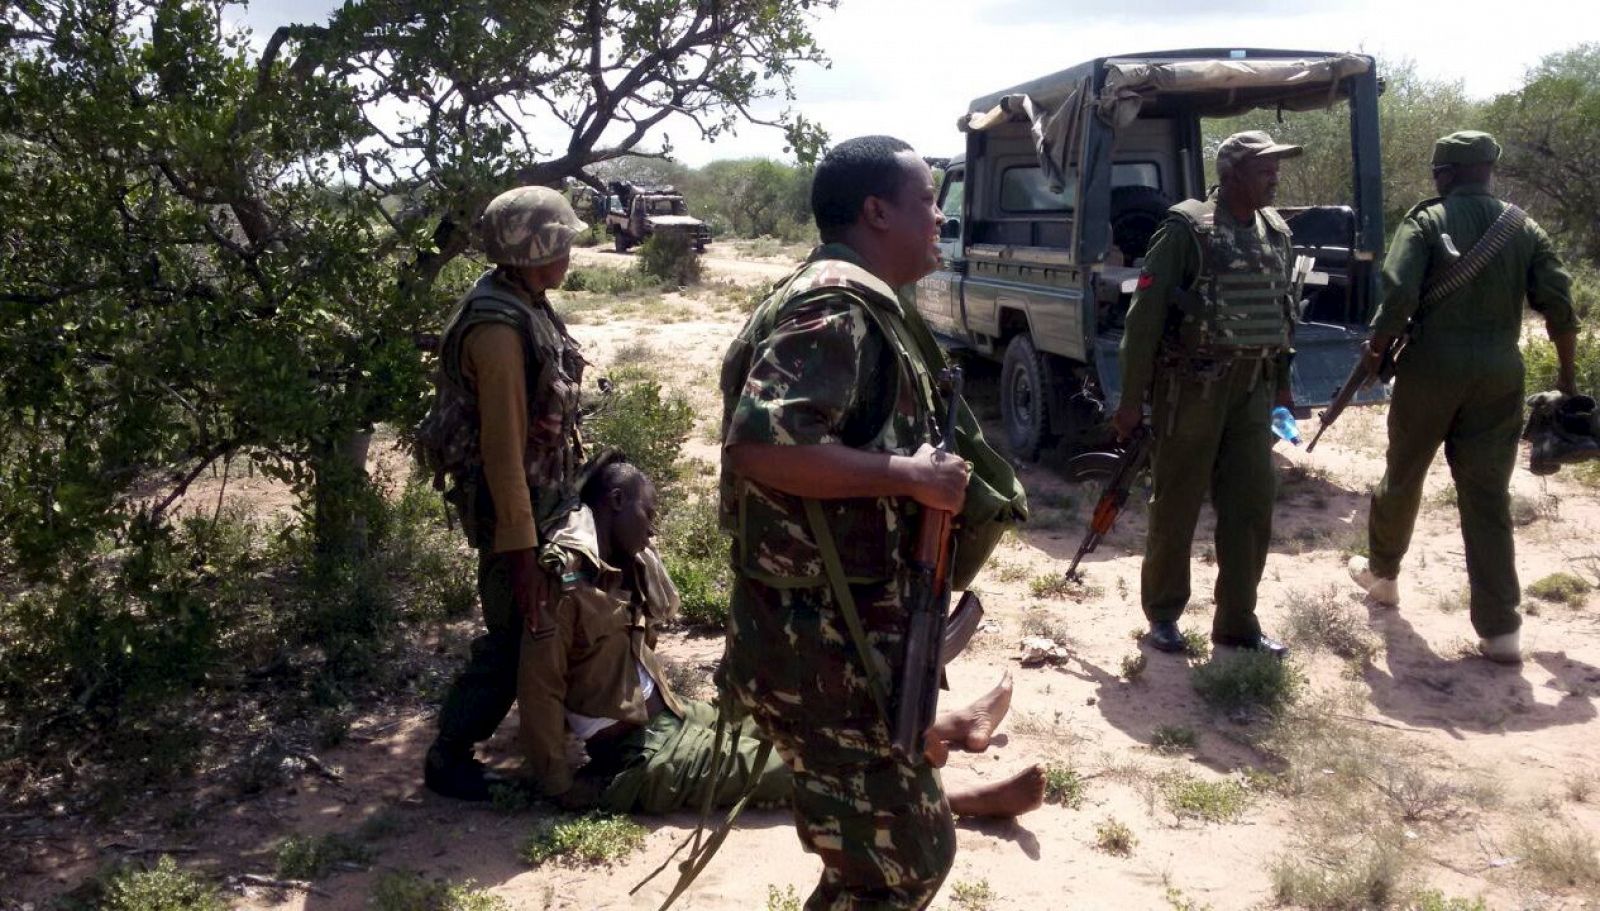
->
[424, 742, 504, 802]
[1146, 621, 1187, 654]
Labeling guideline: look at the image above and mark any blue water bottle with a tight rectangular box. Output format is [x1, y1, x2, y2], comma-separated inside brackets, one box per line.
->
[1271, 406, 1301, 446]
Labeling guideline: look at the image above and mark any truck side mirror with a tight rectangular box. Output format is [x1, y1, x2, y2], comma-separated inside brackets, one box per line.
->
[940, 218, 961, 240]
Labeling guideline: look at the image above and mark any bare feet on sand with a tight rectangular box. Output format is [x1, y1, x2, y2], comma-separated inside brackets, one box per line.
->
[948, 763, 1045, 818]
[932, 672, 1014, 752]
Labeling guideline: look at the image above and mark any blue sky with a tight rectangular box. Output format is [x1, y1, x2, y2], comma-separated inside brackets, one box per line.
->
[235, 0, 1594, 166]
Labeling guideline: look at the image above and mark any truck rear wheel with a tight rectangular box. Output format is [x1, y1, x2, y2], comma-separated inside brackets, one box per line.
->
[614, 232, 629, 253]
[1000, 334, 1057, 461]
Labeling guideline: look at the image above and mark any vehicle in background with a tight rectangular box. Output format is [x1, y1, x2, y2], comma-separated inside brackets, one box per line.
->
[603, 181, 711, 253]
[916, 49, 1385, 459]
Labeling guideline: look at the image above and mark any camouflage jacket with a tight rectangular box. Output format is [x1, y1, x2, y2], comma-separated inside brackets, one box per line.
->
[718, 243, 940, 587]
[415, 270, 585, 547]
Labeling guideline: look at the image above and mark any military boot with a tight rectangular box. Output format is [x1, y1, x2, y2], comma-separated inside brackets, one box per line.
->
[424, 742, 506, 802]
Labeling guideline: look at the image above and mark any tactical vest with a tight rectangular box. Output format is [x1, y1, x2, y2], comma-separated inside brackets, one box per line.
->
[415, 270, 585, 547]
[1167, 198, 1294, 355]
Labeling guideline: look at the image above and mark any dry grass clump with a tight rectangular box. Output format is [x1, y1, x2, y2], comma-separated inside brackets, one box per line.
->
[1281, 587, 1381, 665]
[1269, 824, 1412, 910]
[1512, 819, 1600, 892]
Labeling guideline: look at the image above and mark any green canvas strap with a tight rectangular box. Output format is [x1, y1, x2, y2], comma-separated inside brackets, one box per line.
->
[633, 700, 776, 909]
[801, 498, 895, 730]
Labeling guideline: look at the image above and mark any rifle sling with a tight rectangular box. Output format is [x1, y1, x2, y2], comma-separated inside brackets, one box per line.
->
[802, 498, 895, 731]
[1419, 203, 1526, 308]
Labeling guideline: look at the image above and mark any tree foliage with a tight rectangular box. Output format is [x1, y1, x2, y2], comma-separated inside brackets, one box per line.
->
[1488, 43, 1600, 266]
[0, 0, 832, 580]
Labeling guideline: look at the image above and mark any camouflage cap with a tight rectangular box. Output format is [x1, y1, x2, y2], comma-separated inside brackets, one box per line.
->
[1216, 130, 1303, 175]
[477, 186, 587, 267]
[1431, 130, 1501, 167]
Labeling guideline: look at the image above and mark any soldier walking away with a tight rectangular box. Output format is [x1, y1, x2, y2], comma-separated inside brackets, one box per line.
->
[718, 135, 970, 910]
[1112, 131, 1302, 660]
[1347, 131, 1579, 664]
[415, 186, 589, 800]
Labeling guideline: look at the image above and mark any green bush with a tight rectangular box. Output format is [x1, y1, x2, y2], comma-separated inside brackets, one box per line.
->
[275, 832, 375, 880]
[585, 372, 695, 491]
[658, 493, 732, 628]
[520, 813, 648, 866]
[99, 856, 225, 911]
[1043, 762, 1086, 808]
[370, 871, 510, 911]
[1191, 652, 1303, 718]
[1527, 572, 1593, 605]
[1160, 773, 1250, 823]
[561, 266, 660, 295]
[635, 232, 702, 287]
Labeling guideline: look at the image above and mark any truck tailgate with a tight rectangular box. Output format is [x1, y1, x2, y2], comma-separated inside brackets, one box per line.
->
[1094, 321, 1388, 411]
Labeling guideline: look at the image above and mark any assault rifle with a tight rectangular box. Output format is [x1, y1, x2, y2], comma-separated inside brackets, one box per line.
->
[1064, 424, 1153, 582]
[1305, 343, 1395, 453]
[892, 367, 964, 761]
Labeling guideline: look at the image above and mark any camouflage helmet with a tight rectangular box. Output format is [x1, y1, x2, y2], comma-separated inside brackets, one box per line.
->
[477, 186, 587, 267]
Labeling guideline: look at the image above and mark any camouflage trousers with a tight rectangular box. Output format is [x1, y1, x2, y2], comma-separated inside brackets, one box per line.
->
[721, 575, 956, 911]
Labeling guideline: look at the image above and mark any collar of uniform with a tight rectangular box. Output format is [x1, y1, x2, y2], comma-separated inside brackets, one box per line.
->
[1446, 181, 1494, 198]
[1205, 188, 1262, 230]
[803, 242, 906, 315]
[544, 505, 622, 581]
[487, 268, 546, 307]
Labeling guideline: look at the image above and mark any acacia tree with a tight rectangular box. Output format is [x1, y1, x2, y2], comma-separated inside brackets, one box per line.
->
[1488, 44, 1600, 266]
[0, 0, 833, 578]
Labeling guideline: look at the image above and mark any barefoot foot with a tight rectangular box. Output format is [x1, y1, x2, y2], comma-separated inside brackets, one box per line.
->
[932, 672, 1014, 752]
[948, 763, 1045, 818]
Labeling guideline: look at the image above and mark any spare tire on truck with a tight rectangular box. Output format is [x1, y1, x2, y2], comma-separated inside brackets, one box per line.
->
[1109, 185, 1172, 265]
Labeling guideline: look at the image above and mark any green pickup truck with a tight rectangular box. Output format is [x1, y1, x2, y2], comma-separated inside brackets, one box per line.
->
[915, 48, 1386, 459]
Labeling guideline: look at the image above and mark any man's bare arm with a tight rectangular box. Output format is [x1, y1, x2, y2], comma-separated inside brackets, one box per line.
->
[1550, 326, 1579, 396]
[725, 442, 967, 513]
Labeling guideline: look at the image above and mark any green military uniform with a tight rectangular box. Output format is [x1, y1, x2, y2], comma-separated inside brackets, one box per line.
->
[718, 243, 956, 910]
[516, 504, 792, 811]
[1366, 131, 1576, 639]
[1120, 190, 1295, 641]
[428, 269, 586, 763]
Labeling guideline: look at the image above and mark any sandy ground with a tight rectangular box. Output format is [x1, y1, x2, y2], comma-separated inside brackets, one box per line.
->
[11, 249, 1600, 911]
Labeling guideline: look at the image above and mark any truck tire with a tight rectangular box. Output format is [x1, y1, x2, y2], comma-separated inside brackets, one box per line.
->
[613, 232, 629, 253]
[1000, 334, 1057, 461]
[1109, 185, 1172, 264]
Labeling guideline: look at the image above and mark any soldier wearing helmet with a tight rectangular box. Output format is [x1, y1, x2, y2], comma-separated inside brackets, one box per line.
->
[418, 185, 589, 800]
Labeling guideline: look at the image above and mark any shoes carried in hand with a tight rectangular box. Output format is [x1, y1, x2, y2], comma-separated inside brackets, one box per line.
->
[1348, 555, 1399, 607]
[1525, 391, 1600, 476]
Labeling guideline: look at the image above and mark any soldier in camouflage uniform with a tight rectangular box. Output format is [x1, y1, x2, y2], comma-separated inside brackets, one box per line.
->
[417, 186, 588, 800]
[718, 136, 970, 910]
[1113, 131, 1301, 659]
[1348, 131, 1578, 663]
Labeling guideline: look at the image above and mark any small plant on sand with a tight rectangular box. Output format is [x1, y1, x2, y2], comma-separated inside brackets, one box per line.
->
[1191, 652, 1302, 718]
[1527, 572, 1593, 605]
[1181, 627, 1212, 661]
[764, 884, 802, 911]
[1412, 891, 1488, 911]
[370, 871, 510, 911]
[521, 813, 647, 867]
[1094, 817, 1137, 856]
[1029, 571, 1101, 600]
[99, 856, 225, 911]
[1150, 725, 1198, 754]
[1512, 820, 1600, 891]
[1566, 771, 1596, 803]
[274, 832, 375, 880]
[1282, 588, 1380, 664]
[1043, 762, 1087, 808]
[949, 879, 997, 910]
[1160, 773, 1250, 823]
[1162, 885, 1214, 911]
[1269, 825, 1411, 910]
[1120, 652, 1148, 680]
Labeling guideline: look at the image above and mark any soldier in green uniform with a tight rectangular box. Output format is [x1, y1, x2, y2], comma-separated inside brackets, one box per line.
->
[415, 186, 589, 800]
[1348, 130, 1578, 663]
[1112, 131, 1301, 659]
[718, 135, 971, 910]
